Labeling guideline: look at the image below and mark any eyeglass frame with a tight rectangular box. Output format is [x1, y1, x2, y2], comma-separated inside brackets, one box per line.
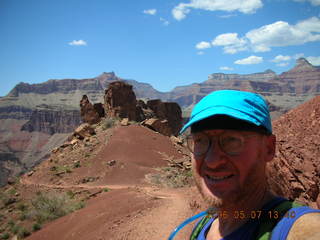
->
[186, 130, 262, 157]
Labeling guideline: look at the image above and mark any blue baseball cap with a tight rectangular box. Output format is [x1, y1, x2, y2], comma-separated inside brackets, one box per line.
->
[180, 90, 272, 134]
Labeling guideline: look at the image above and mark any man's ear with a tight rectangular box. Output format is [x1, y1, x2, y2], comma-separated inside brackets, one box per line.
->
[264, 134, 276, 162]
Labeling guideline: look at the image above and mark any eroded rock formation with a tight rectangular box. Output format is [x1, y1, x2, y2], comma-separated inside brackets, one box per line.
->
[80, 95, 103, 125]
[103, 81, 183, 136]
[104, 81, 139, 121]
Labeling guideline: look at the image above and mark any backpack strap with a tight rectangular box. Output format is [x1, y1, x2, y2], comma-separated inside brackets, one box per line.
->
[189, 214, 214, 240]
[270, 206, 320, 240]
[254, 200, 302, 240]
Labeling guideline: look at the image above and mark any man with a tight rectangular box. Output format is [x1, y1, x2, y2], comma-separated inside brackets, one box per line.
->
[177, 90, 320, 240]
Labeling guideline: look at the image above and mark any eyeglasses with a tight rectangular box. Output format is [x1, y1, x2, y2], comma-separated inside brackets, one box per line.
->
[186, 131, 259, 156]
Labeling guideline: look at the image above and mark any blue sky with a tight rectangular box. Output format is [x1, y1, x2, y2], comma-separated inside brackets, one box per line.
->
[1, 0, 320, 96]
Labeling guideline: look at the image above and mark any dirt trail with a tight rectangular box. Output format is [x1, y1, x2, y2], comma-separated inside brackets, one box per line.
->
[21, 125, 200, 240]
[113, 188, 195, 240]
[21, 175, 197, 240]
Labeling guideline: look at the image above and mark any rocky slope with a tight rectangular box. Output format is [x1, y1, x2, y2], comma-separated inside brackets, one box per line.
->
[268, 95, 320, 208]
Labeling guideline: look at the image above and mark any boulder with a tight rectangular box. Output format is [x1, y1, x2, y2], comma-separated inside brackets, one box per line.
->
[73, 123, 96, 140]
[146, 99, 182, 136]
[142, 118, 172, 136]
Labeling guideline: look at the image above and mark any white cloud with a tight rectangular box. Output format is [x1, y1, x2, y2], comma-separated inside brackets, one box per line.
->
[196, 41, 211, 49]
[160, 17, 170, 25]
[220, 66, 234, 71]
[172, 0, 263, 20]
[271, 55, 291, 63]
[68, 40, 87, 46]
[172, 4, 190, 20]
[234, 55, 263, 65]
[197, 51, 205, 55]
[143, 9, 157, 15]
[306, 56, 320, 65]
[209, 17, 320, 54]
[212, 33, 247, 54]
[292, 0, 320, 6]
[246, 17, 320, 50]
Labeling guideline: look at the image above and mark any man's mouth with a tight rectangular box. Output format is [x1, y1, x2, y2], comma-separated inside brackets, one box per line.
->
[205, 174, 234, 183]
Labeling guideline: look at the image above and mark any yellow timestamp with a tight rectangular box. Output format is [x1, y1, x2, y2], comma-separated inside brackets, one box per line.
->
[216, 210, 297, 219]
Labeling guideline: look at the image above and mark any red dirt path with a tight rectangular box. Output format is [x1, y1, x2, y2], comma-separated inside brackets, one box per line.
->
[21, 125, 203, 240]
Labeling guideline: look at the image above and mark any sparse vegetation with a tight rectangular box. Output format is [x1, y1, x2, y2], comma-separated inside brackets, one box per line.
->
[32, 223, 41, 232]
[73, 161, 81, 168]
[103, 188, 110, 192]
[101, 117, 117, 130]
[11, 224, 20, 234]
[147, 167, 193, 188]
[50, 165, 72, 174]
[30, 191, 85, 224]
[0, 232, 9, 240]
[17, 227, 30, 238]
[0, 192, 12, 208]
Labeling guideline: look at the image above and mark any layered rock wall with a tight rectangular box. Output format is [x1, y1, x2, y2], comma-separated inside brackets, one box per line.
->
[21, 105, 81, 135]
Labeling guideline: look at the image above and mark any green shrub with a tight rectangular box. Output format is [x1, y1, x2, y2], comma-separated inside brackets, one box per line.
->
[103, 188, 110, 192]
[101, 118, 116, 130]
[73, 161, 81, 168]
[11, 225, 20, 234]
[147, 167, 193, 188]
[32, 223, 42, 232]
[17, 203, 28, 212]
[7, 220, 14, 228]
[0, 232, 10, 240]
[19, 212, 28, 221]
[7, 188, 16, 196]
[18, 227, 30, 238]
[30, 192, 85, 224]
[66, 190, 75, 199]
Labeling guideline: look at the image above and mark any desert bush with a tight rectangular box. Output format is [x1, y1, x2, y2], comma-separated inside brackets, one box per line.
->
[11, 224, 20, 234]
[32, 223, 41, 232]
[147, 167, 193, 188]
[101, 118, 117, 130]
[30, 192, 85, 224]
[7, 220, 14, 228]
[19, 212, 28, 221]
[0, 232, 9, 240]
[17, 203, 28, 212]
[17, 227, 30, 238]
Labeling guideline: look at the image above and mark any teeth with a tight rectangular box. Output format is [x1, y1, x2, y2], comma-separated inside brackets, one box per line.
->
[207, 175, 232, 181]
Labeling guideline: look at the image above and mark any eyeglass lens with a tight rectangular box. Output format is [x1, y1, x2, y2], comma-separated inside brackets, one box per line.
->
[187, 132, 246, 156]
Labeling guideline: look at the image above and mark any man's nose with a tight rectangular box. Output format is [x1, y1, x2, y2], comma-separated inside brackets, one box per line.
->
[204, 140, 228, 167]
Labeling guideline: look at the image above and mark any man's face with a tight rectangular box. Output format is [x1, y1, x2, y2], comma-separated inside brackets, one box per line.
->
[191, 129, 274, 208]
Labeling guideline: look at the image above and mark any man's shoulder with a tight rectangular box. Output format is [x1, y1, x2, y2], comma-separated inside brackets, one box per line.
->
[287, 212, 320, 240]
